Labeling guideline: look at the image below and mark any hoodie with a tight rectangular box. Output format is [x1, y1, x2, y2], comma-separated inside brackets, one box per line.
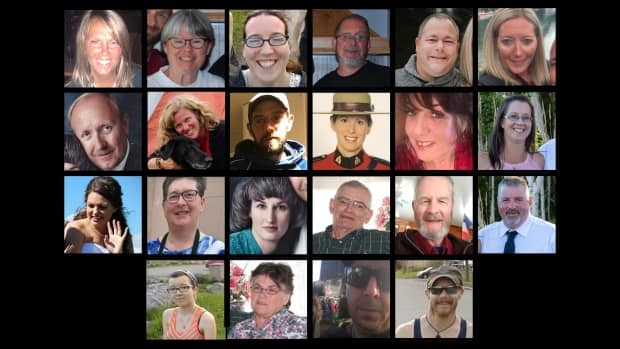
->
[230, 139, 308, 170]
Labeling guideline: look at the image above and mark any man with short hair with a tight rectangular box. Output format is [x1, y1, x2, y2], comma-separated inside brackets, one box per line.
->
[146, 9, 172, 75]
[314, 14, 390, 88]
[230, 93, 307, 170]
[68, 93, 141, 170]
[313, 180, 389, 254]
[313, 93, 390, 170]
[395, 265, 473, 338]
[395, 13, 466, 87]
[479, 176, 555, 253]
[395, 176, 473, 254]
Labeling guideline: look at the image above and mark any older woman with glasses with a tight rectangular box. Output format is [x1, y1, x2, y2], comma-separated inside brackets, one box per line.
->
[147, 10, 224, 87]
[228, 262, 307, 339]
[230, 10, 307, 87]
[478, 95, 545, 170]
[163, 269, 217, 339]
[147, 177, 225, 254]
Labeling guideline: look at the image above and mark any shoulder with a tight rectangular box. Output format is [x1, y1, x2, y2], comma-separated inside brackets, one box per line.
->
[162, 308, 174, 323]
[370, 156, 390, 168]
[530, 215, 556, 230]
[532, 152, 545, 168]
[395, 320, 414, 338]
[478, 152, 490, 169]
[313, 154, 328, 162]
[479, 73, 505, 86]
[199, 309, 215, 324]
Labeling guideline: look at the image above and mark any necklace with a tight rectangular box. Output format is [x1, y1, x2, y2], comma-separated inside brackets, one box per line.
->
[426, 315, 457, 338]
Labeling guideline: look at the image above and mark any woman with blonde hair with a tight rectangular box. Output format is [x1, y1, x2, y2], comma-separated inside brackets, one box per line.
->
[459, 18, 473, 86]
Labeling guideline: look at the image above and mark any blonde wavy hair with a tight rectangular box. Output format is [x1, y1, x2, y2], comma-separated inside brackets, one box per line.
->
[158, 95, 220, 146]
[460, 18, 473, 85]
[481, 8, 549, 85]
[70, 10, 136, 87]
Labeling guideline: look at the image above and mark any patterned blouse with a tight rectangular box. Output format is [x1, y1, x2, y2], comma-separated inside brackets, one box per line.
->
[228, 307, 307, 339]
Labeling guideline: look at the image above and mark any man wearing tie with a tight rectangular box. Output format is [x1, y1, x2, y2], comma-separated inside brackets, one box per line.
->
[479, 176, 555, 253]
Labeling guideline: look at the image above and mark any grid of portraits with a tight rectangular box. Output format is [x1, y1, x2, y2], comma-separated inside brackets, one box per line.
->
[63, 7, 558, 342]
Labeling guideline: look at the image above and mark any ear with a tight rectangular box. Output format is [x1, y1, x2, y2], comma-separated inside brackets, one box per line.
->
[329, 198, 335, 214]
[205, 41, 213, 56]
[331, 37, 337, 50]
[246, 123, 255, 140]
[286, 113, 295, 132]
[330, 119, 337, 132]
[415, 37, 421, 53]
[364, 208, 373, 224]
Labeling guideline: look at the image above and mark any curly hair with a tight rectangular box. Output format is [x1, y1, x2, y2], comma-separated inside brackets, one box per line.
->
[158, 95, 220, 146]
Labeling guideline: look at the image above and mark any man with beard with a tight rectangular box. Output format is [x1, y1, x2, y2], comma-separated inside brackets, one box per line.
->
[395, 176, 472, 254]
[395, 13, 466, 87]
[146, 9, 172, 75]
[314, 14, 390, 88]
[479, 176, 555, 253]
[395, 265, 473, 338]
[230, 93, 307, 170]
[322, 260, 390, 338]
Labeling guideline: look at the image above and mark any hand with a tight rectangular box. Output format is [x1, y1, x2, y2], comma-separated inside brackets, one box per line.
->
[104, 219, 128, 254]
[160, 158, 183, 170]
[64, 243, 75, 254]
[289, 177, 307, 201]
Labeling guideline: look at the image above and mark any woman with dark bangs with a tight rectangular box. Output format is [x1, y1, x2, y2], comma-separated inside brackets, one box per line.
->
[395, 93, 473, 170]
[229, 177, 306, 255]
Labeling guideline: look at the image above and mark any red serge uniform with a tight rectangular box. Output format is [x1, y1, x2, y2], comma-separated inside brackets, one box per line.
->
[313, 149, 390, 170]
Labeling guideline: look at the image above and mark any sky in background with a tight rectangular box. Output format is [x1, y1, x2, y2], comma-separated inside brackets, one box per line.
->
[64, 176, 142, 253]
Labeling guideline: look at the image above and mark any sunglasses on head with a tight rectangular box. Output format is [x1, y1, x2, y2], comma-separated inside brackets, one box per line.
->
[428, 286, 460, 295]
[345, 266, 390, 291]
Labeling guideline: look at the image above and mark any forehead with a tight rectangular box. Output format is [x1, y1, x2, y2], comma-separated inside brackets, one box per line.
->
[500, 184, 527, 198]
[339, 18, 366, 33]
[88, 18, 113, 37]
[253, 274, 278, 286]
[86, 191, 111, 205]
[351, 260, 389, 271]
[246, 14, 285, 34]
[506, 101, 532, 114]
[71, 96, 118, 123]
[498, 17, 535, 36]
[173, 108, 197, 122]
[337, 185, 370, 201]
[168, 178, 198, 191]
[422, 18, 458, 37]
[169, 275, 191, 285]
[417, 177, 452, 196]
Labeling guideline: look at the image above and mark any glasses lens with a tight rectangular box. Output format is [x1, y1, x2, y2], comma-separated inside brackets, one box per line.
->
[429, 286, 459, 295]
[182, 190, 198, 201]
[269, 35, 287, 46]
[346, 267, 389, 291]
[245, 37, 262, 48]
[171, 38, 184, 48]
[190, 39, 205, 48]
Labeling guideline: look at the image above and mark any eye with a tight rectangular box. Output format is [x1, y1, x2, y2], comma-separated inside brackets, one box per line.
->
[430, 110, 445, 119]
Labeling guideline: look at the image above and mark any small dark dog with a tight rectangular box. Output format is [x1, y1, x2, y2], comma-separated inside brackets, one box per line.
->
[159, 136, 212, 170]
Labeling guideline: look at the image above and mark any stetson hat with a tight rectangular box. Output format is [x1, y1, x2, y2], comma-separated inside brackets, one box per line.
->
[315, 93, 390, 115]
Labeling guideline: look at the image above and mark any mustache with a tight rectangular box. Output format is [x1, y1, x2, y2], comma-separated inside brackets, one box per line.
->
[505, 209, 521, 215]
[423, 213, 444, 221]
[356, 299, 385, 313]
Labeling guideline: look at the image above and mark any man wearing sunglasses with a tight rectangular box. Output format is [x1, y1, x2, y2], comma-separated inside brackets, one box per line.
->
[395, 265, 472, 338]
[322, 260, 390, 338]
[313, 180, 390, 254]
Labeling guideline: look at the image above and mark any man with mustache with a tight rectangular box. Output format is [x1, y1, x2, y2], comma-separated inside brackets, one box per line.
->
[230, 93, 307, 170]
[146, 9, 172, 75]
[322, 260, 390, 338]
[313, 180, 389, 254]
[395, 176, 473, 254]
[479, 176, 555, 253]
[395, 13, 466, 87]
[314, 14, 390, 88]
[395, 265, 473, 338]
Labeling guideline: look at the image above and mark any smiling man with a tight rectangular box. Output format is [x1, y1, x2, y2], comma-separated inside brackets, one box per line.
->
[313, 93, 390, 170]
[396, 13, 466, 87]
[395, 176, 473, 255]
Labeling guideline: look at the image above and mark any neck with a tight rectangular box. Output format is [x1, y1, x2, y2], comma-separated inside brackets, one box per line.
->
[267, 150, 286, 162]
[254, 312, 274, 329]
[337, 60, 367, 77]
[426, 313, 457, 336]
[517, 72, 532, 85]
[503, 143, 528, 164]
[337, 146, 361, 158]
[331, 226, 355, 239]
[179, 304, 196, 316]
[165, 66, 198, 85]
[252, 230, 278, 254]
[93, 75, 116, 87]
[248, 70, 289, 87]
[423, 152, 455, 170]
[166, 228, 198, 250]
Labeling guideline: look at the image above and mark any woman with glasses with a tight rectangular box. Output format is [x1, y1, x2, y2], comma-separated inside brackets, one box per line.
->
[229, 177, 306, 255]
[147, 10, 224, 87]
[395, 92, 473, 170]
[230, 10, 307, 87]
[147, 177, 225, 255]
[66, 10, 141, 87]
[64, 176, 133, 254]
[478, 95, 544, 170]
[228, 262, 307, 338]
[163, 269, 217, 339]
[147, 95, 225, 170]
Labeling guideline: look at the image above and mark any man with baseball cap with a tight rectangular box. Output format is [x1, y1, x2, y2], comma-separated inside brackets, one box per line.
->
[395, 264, 473, 338]
[230, 93, 308, 170]
[313, 93, 390, 170]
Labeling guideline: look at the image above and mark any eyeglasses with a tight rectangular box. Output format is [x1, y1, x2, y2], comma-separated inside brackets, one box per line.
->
[168, 37, 208, 49]
[334, 196, 368, 211]
[505, 114, 532, 123]
[244, 35, 289, 48]
[250, 284, 280, 296]
[345, 266, 390, 291]
[166, 190, 199, 203]
[428, 286, 460, 295]
[336, 33, 368, 42]
[167, 285, 192, 294]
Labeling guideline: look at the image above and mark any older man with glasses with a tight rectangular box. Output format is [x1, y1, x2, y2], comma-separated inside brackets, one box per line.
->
[313, 180, 390, 254]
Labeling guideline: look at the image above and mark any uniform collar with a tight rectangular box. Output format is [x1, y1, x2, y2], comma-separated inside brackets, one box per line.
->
[334, 148, 365, 168]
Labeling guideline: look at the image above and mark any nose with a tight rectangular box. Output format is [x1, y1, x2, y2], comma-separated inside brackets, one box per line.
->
[147, 12, 156, 26]
[94, 134, 108, 151]
[267, 207, 276, 223]
[259, 41, 276, 54]
[514, 42, 523, 56]
[363, 276, 380, 297]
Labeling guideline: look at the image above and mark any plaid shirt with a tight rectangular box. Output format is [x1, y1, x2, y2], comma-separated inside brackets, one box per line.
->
[313, 225, 390, 254]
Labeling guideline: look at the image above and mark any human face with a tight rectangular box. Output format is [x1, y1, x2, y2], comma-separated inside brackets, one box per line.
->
[346, 260, 390, 336]
[549, 41, 556, 85]
[250, 274, 290, 319]
[146, 9, 171, 46]
[85, 19, 122, 85]
[248, 99, 293, 157]
[500, 101, 532, 144]
[425, 278, 462, 317]
[496, 17, 537, 79]
[415, 18, 459, 80]
[498, 184, 531, 229]
[250, 197, 291, 244]
[163, 26, 211, 75]
[329, 186, 373, 233]
[85, 191, 116, 230]
[331, 116, 370, 157]
[70, 94, 128, 170]
[404, 96, 458, 167]
[334, 18, 369, 68]
[413, 177, 453, 243]
[243, 14, 290, 85]
[173, 107, 202, 141]
[162, 178, 205, 230]
[168, 275, 196, 307]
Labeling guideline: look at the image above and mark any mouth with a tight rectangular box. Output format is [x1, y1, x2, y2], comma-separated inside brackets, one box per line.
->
[257, 60, 276, 69]
[415, 141, 434, 149]
[174, 210, 190, 216]
[262, 226, 278, 233]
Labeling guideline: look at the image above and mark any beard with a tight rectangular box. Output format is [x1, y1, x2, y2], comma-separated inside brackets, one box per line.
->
[257, 135, 286, 157]
[416, 215, 450, 242]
